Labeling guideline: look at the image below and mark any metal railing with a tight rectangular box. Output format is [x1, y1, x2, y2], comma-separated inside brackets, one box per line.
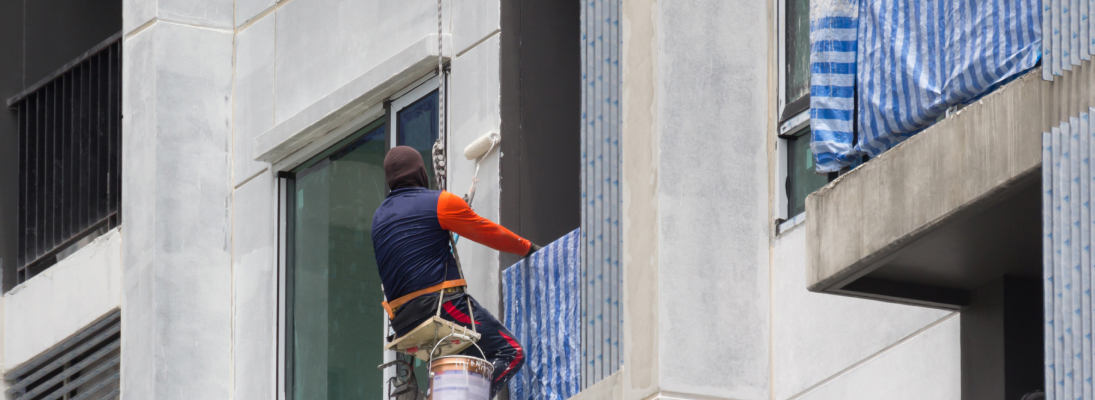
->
[8, 34, 122, 285]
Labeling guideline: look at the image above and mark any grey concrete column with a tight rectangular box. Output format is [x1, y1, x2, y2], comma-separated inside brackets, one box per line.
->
[121, 20, 234, 400]
[622, 0, 771, 398]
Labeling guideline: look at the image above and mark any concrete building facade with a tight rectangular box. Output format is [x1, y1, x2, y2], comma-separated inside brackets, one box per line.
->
[0, 0, 993, 399]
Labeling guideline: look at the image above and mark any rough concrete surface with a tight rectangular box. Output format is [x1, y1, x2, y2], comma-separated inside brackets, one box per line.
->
[234, 13, 276, 187]
[123, 0, 234, 33]
[122, 20, 234, 400]
[3, 229, 122, 371]
[232, 174, 277, 400]
[254, 34, 449, 164]
[451, 0, 500, 56]
[236, 0, 275, 28]
[272, 0, 443, 124]
[655, 0, 771, 398]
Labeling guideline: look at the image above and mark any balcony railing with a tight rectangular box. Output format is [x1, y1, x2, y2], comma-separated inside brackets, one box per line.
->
[8, 33, 122, 285]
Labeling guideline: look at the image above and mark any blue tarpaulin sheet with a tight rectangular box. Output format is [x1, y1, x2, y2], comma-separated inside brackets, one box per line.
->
[503, 229, 582, 400]
[811, 0, 1042, 172]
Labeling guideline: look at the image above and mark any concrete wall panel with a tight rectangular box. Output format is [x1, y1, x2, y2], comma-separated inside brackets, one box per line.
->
[124, 0, 233, 33]
[771, 228, 954, 400]
[451, 0, 499, 56]
[273, 0, 444, 124]
[655, 0, 771, 398]
[232, 175, 277, 400]
[235, 14, 276, 186]
[123, 0, 157, 35]
[3, 229, 122, 371]
[793, 315, 961, 400]
[151, 21, 234, 400]
[122, 21, 234, 400]
[449, 34, 502, 314]
[236, 0, 275, 28]
[121, 26, 157, 400]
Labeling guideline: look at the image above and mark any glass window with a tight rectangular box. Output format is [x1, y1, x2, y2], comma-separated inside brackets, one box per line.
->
[287, 120, 390, 400]
[785, 0, 811, 116]
[397, 90, 440, 189]
[286, 84, 441, 399]
[786, 128, 829, 217]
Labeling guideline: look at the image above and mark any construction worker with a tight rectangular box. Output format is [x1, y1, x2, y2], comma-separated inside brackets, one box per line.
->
[372, 146, 541, 398]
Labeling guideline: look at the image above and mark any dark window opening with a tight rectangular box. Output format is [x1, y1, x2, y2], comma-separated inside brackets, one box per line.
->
[1, 0, 123, 291]
[9, 37, 122, 287]
[396, 89, 440, 189]
[784, 0, 811, 121]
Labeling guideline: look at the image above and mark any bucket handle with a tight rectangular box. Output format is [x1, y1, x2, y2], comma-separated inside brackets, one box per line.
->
[429, 327, 488, 364]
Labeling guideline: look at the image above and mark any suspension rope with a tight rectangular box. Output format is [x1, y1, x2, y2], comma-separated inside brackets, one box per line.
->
[432, 0, 447, 192]
[429, 0, 476, 335]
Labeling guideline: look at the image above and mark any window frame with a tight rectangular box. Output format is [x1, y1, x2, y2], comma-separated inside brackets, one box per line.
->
[778, 0, 811, 124]
[276, 71, 444, 400]
[775, 0, 820, 233]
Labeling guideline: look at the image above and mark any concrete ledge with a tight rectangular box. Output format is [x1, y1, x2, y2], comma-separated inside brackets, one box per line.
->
[807, 63, 1095, 296]
[252, 33, 451, 164]
[3, 229, 122, 371]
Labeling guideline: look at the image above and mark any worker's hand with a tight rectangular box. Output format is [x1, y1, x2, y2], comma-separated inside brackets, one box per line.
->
[525, 243, 543, 257]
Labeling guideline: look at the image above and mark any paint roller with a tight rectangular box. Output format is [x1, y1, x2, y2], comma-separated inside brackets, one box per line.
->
[462, 132, 501, 207]
[464, 132, 501, 160]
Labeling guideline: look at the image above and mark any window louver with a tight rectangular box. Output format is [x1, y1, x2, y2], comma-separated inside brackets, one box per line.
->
[5, 310, 121, 400]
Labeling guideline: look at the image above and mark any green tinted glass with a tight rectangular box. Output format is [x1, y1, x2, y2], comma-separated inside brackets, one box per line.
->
[290, 121, 388, 400]
[788, 129, 828, 217]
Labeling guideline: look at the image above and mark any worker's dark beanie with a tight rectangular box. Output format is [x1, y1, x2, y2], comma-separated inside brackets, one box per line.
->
[384, 145, 429, 191]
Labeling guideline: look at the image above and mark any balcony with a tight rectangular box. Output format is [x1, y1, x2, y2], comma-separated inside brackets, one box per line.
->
[803, 2, 1070, 309]
[805, 67, 1067, 308]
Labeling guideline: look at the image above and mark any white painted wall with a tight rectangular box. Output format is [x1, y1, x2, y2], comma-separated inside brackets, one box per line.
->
[771, 226, 958, 400]
[2, 229, 122, 372]
[448, 32, 503, 315]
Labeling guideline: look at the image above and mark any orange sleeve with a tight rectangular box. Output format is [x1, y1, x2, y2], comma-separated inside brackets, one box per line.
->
[437, 191, 532, 256]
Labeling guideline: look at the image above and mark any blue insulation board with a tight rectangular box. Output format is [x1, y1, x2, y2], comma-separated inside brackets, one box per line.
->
[1044, 111, 1095, 400]
[503, 229, 582, 400]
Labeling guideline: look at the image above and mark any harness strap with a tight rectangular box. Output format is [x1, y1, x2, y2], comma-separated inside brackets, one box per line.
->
[382, 279, 467, 319]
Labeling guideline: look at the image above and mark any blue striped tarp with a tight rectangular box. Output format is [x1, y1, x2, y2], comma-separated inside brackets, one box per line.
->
[809, 0, 860, 173]
[811, 0, 1042, 171]
[503, 229, 582, 400]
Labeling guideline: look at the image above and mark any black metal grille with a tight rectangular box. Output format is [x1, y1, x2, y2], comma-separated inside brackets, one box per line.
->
[9, 36, 122, 286]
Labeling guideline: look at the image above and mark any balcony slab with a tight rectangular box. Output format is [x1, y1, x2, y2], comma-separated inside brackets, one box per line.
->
[807, 64, 1095, 308]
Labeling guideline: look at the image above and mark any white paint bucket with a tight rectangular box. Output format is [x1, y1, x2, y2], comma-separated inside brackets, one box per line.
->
[428, 355, 494, 400]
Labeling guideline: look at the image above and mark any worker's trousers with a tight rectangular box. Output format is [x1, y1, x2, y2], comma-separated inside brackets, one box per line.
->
[392, 292, 524, 399]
